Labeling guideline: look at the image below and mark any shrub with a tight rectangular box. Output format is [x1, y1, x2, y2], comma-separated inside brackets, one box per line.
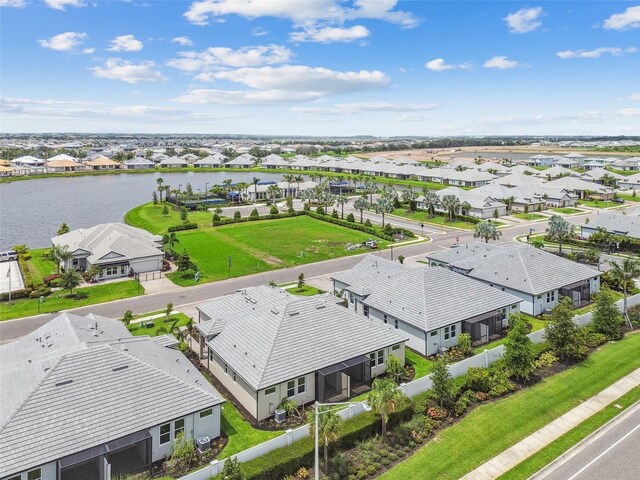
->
[534, 351, 558, 369]
[465, 367, 492, 393]
[378, 449, 388, 458]
[628, 304, 640, 328]
[356, 470, 368, 479]
[13, 244, 29, 254]
[332, 209, 339, 219]
[303, 202, 311, 211]
[457, 333, 472, 356]
[347, 213, 355, 223]
[233, 211, 242, 220]
[0, 288, 33, 301]
[454, 396, 470, 416]
[364, 219, 373, 227]
[249, 208, 259, 218]
[296, 467, 309, 479]
[426, 406, 447, 420]
[585, 331, 608, 348]
[473, 391, 490, 402]
[366, 466, 376, 476]
[167, 222, 197, 232]
[382, 459, 390, 467]
[270, 205, 279, 215]
[316, 206, 325, 215]
[388, 453, 398, 462]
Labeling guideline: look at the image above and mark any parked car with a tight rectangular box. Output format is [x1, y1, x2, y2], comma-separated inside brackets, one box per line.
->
[613, 197, 625, 204]
[0, 251, 18, 262]
[364, 239, 378, 249]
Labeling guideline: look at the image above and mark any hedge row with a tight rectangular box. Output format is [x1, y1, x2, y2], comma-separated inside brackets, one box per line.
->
[239, 406, 412, 480]
[17, 254, 34, 289]
[168, 222, 198, 232]
[213, 212, 303, 226]
[0, 288, 32, 301]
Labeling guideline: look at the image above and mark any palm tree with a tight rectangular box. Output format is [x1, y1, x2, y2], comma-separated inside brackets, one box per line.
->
[368, 378, 406, 438]
[401, 187, 419, 210]
[309, 407, 343, 474]
[546, 215, 575, 254]
[51, 245, 72, 273]
[601, 173, 615, 187]
[461, 201, 471, 216]
[440, 194, 461, 221]
[283, 174, 295, 197]
[375, 197, 394, 227]
[162, 232, 179, 253]
[421, 191, 439, 217]
[252, 176, 260, 203]
[237, 182, 250, 203]
[294, 175, 304, 198]
[608, 258, 640, 328]
[156, 177, 165, 202]
[222, 178, 233, 202]
[380, 185, 396, 201]
[473, 221, 502, 243]
[353, 196, 369, 223]
[335, 194, 349, 218]
[267, 184, 281, 203]
[364, 178, 377, 204]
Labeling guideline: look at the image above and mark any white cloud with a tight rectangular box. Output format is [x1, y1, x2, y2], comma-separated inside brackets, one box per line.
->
[107, 34, 144, 52]
[184, 0, 417, 28]
[616, 108, 640, 117]
[251, 26, 269, 36]
[504, 6, 543, 33]
[176, 65, 389, 104]
[0, 0, 26, 7]
[483, 56, 525, 69]
[556, 47, 637, 59]
[38, 32, 87, 51]
[393, 113, 433, 122]
[167, 44, 292, 71]
[291, 101, 439, 115]
[91, 58, 167, 84]
[630, 93, 640, 101]
[172, 36, 193, 46]
[82, 47, 95, 54]
[424, 58, 472, 71]
[604, 5, 640, 30]
[44, 0, 84, 10]
[290, 25, 369, 43]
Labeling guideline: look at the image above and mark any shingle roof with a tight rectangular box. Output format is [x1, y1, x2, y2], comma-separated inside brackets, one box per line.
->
[447, 244, 601, 295]
[0, 313, 222, 478]
[581, 213, 640, 238]
[427, 242, 503, 264]
[207, 294, 407, 390]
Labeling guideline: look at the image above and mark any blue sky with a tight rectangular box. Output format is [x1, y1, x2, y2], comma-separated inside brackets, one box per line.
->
[1, 0, 639, 135]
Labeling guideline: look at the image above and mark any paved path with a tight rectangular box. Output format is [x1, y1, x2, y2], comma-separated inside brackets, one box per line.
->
[531, 400, 640, 480]
[460, 367, 640, 480]
[0, 261, 24, 294]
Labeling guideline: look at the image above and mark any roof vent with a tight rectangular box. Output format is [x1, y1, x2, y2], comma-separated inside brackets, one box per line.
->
[316, 305, 326, 310]
[112, 365, 128, 372]
[55, 380, 73, 387]
[289, 312, 299, 317]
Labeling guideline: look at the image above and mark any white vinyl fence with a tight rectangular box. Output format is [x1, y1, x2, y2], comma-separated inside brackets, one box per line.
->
[179, 293, 640, 480]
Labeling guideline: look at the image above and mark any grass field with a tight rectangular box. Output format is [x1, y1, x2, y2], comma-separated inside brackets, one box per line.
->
[499, 386, 640, 479]
[166, 216, 388, 286]
[283, 285, 325, 296]
[220, 402, 284, 459]
[512, 213, 546, 221]
[614, 193, 640, 202]
[391, 209, 477, 230]
[24, 248, 57, 286]
[125, 202, 213, 234]
[379, 333, 640, 480]
[578, 200, 619, 209]
[552, 207, 583, 215]
[0, 280, 143, 321]
[128, 312, 192, 337]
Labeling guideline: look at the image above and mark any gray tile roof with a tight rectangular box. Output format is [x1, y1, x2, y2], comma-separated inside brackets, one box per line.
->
[333, 255, 520, 332]
[0, 313, 222, 478]
[447, 244, 601, 295]
[207, 294, 407, 390]
[427, 242, 503, 264]
[581, 213, 640, 238]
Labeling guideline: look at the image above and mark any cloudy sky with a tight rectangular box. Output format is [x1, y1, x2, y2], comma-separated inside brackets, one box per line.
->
[1, 0, 639, 136]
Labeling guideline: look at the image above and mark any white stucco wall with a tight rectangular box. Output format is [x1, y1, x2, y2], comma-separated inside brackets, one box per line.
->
[5, 462, 57, 480]
[129, 255, 163, 274]
[257, 372, 316, 421]
[208, 350, 258, 419]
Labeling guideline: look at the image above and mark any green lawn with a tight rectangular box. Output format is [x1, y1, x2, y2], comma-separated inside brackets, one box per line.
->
[24, 248, 57, 286]
[284, 285, 325, 296]
[473, 314, 546, 354]
[380, 333, 640, 480]
[552, 207, 584, 215]
[512, 213, 546, 221]
[578, 200, 619, 209]
[166, 216, 388, 286]
[391, 209, 477, 230]
[614, 193, 640, 202]
[219, 402, 284, 459]
[406, 349, 434, 378]
[125, 202, 214, 235]
[499, 386, 640, 479]
[0, 280, 143, 321]
[128, 312, 192, 337]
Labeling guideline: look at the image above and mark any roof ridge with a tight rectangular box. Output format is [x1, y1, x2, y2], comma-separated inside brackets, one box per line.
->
[513, 248, 534, 293]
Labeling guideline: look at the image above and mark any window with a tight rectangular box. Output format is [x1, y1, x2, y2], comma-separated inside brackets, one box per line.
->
[430, 331, 438, 337]
[546, 291, 556, 303]
[369, 353, 376, 368]
[174, 418, 185, 438]
[444, 325, 456, 340]
[349, 293, 355, 304]
[450, 324, 456, 338]
[377, 350, 384, 366]
[233, 371, 237, 383]
[160, 423, 171, 444]
[297, 376, 306, 394]
[121, 265, 126, 274]
[383, 314, 388, 324]
[224, 363, 228, 375]
[265, 387, 276, 396]
[287, 380, 295, 397]
[363, 305, 369, 318]
[72, 258, 79, 266]
[392, 344, 400, 351]
[200, 408, 213, 418]
[27, 470, 41, 480]
[104, 265, 119, 276]
[394, 319, 399, 330]
[7, 476, 20, 480]
[512, 304, 518, 309]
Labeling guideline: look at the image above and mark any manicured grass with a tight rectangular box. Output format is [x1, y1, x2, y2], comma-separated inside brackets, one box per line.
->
[473, 314, 546, 354]
[124, 202, 214, 235]
[614, 193, 640, 202]
[128, 312, 192, 337]
[25, 248, 57, 286]
[166, 216, 388, 286]
[219, 401, 283, 459]
[380, 333, 640, 480]
[499, 386, 640, 479]
[512, 213, 546, 221]
[285, 285, 325, 296]
[573, 291, 623, 315]
[552, 207, 583, 215]
[391, 209, 476, 230]
[0, 280, 143, 320]
[578, 200, 619, 209]
[406, 349, 434, 378]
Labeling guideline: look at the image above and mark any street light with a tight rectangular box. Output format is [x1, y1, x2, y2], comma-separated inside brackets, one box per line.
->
[313, 400, 371, 480]
[205, 182, 209, 200]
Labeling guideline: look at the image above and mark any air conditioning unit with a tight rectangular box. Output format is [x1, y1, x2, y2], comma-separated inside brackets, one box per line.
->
[196, 436, 211, 453]
[274, 408, 286, 423]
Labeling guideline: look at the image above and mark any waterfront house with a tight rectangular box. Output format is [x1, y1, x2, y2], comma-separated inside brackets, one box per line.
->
[0, 165, 14, 176]
[124, 157, 156, 169]
[46, 158, 82, 172]
[225, 153, 256, 169]
[0, 312, 223, 480]
[194, 154, 227, 168]
[527, 154, 556, 167]
[159, 156, 188, 168]
[427, 243, 601, 315]
[85, 155, 121, 170]
[51, 223, 164, 280]
[261, 154, 290, 169]
[197, 287, 407, 420]
[332, 256, 521, 354]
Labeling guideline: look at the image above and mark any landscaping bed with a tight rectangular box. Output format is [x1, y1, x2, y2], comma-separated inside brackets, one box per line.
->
[551, 207, 583, 214]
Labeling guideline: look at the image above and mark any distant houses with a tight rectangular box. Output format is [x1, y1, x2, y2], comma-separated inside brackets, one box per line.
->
[581, 212, 640, 239]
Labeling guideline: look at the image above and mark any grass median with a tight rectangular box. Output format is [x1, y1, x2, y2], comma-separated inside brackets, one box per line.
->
[379, 333, 640, 480]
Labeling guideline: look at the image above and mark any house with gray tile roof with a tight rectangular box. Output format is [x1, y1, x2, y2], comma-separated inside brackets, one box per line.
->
[0, 312, 223, 480]
[428, 244, 601, 315]
[124, 156, 156, 169]
[52, 223, 164, 280]
[545, 176, 615, 200]
[579, 168, 622, 185]
[332, 255, 521, 355]
[419, 186, 508, 219]
[198, 288, 407, 420]
[581, 212, 640, 239]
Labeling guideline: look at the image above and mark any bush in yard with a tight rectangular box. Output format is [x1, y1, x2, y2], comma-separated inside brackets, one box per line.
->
[388, 452, 398, 461]
[465, 367, 492, 393]
[249, 208, 259, 218]
[166, 433, 198, 477]
[13, 244, 29, 255]
[386, 353, 406, 384]
[296, 467, 309, 479]
[332, 209, 339, 219]
[269, 205, 279, 215]
[473, 391, 490, 402]
[627, 304, 640, 328]
[233, 211, 242, 220]
[534, 351, 558, 369]
[503, 313, 536, 381]
[221, 456, 246, 480]
[346, 213, 355, 223]
[431, 354, 454, 408]
[426, 406, 447, 420]
[364, 218, 372, 227]
[584, 331, 608, 348]
[591, 287, 624, 340]
[212, 213, 221, 224]
[316, 206, 325, 215]
[453, 396, 470, 416]
[457, 333, 472, 356]
[303, 202, 311, 211]
[60, 268, 82, 296]
[545, 296, 586, 359]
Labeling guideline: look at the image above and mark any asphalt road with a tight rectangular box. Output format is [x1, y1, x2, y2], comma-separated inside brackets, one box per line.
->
[0, 207, 613, 344]
[532, 401, 640, 480]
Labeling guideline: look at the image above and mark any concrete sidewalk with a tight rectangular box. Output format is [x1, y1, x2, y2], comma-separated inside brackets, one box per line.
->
[461, 366, 640, 480]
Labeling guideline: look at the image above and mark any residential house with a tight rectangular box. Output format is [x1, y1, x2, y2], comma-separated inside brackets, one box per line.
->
[332, 255, 521, 354]
[579, 168, 622, 186]
[534, 165, 579, 180]
[618, 172, 640, 190]
[427, 243, 601, 315]
[554, 157, 578, 169]
[584, 160, 604, 170]
[517, 183, 579, 207]
[47, 158, 82, 172]
[563, 153, 586, 166]
[0, 312, 223, 480]
[159, 156, 188, 168]
[194, 154, 226, 168]
[527, 154, 556, 167]
[225, 154, 256, 169]
[261, 154, 289, 169]
[545, 176, 615, 200]
[491, 172, 545, 188]
[84, 155, 121, 170]
[580, 212, 640, 239]
[507, 165, 539, 175]
[197, 287, 407, 420]
[0, 165, 14, 176]
[445, 169, 495, 187]
[124, 157, 156, 169]
[180, 153, 200, 163]
[474, 184, 546, 213]
[421, 186, 507, 219]
[51, 223, 164, 280]
[11, 155, 46, 167]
